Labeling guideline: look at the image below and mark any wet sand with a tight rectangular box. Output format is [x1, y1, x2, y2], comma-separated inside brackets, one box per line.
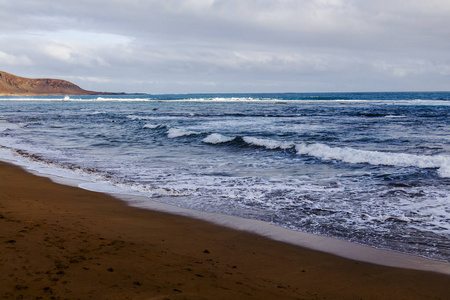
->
[1, 161, 449, 299]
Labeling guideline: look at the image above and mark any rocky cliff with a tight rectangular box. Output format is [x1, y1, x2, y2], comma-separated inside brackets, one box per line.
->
[0, 71, 105, 95]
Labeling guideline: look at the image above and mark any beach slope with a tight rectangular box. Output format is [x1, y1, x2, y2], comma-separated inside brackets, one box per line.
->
[0, 161, 449, 299]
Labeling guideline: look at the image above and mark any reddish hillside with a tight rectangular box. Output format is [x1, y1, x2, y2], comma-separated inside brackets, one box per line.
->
[0, 71, 103, 95]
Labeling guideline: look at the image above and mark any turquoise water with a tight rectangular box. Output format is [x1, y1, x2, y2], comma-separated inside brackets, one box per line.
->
[0, 92, 449, 261]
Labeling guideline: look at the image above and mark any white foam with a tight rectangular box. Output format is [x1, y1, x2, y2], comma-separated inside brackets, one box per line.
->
[202, 133, 235, 144]
[0, 121, 25, 132]
[93, 97, 152, 102]
[404, 99, 450, 106]
[127, 115, 180, 121]
[127, 115, 151, 120]
[185, 119, 272, 134]
[1, 96, 449, 106]
[295, 143, 450, 177]
[167, 128, 199, 138]
[0, 146, 92, 183]
[169, 97, 264, 102]
[243, 136, 294, 150]
[167, 98, 369, 104]
[0, 135, 62, 157]
[439, 163, 450, 177]
[2, 147, 449, 274]
[385, 115, 406, 118]
[88, 110, 107, 115]
[143, 123, 159, 129]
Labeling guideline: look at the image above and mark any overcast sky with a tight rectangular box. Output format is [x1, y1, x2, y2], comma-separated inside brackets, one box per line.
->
[1, 0, 449, 93]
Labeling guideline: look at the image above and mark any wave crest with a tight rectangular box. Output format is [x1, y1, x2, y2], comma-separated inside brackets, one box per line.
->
[202, 133, 235, 144]
[295, 143, 450, 177]
[167, 128, 199, 138]
[243, 136, 294, 150]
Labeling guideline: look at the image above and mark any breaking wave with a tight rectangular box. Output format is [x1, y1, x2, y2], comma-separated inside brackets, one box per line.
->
[295, 143, 450, 177]
[242, 137, 295, 150]
[167, 128, 200, 138]
[203, 133, 450, 177]
[202, 133, 235, 144]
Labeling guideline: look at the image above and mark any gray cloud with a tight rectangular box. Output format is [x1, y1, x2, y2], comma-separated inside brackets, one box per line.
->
[0, 0, 449, 93]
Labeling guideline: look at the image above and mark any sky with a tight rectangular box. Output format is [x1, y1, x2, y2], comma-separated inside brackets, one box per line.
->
[1, 0, 449, 94]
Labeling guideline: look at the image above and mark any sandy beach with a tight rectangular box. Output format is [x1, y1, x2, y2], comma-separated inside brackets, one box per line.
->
[1, 161, 449, 299]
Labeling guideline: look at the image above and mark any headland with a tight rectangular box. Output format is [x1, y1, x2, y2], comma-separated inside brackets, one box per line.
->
[0, 71, 121, 96]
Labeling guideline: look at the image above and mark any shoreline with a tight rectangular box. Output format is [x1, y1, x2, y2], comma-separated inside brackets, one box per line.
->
[6, 153, 450, 274]
[119, 193, 450, 274]
[1, 161, 450, 299]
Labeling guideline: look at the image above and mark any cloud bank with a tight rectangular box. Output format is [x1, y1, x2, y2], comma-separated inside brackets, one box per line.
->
[1, 0, 449, 93]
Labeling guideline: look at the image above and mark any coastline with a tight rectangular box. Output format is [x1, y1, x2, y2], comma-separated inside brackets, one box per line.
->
[1, 161, 449, 299]
[116, 192, 450, 275]
[6, 151, 450, 274]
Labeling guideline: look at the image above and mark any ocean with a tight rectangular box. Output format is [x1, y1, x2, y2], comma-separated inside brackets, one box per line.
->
[0, 92, 449, 261]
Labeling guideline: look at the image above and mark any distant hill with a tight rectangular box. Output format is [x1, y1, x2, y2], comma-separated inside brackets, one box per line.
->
[0, 71, 113, 95]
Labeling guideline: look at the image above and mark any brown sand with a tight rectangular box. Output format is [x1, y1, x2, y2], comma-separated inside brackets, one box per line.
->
[1, 161, 449, 299]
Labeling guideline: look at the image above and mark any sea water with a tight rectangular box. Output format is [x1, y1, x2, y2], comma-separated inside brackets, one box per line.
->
[0, 92, 449, 261]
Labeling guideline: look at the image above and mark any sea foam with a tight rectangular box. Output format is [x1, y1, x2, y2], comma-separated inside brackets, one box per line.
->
[243, 136, 294, 150]
[295, 143, 450, 177]
[0, 121, 25, 132]
[167, 128, 199, 138]
[202, 133, 235, 144]
[143, 123, 160, 129]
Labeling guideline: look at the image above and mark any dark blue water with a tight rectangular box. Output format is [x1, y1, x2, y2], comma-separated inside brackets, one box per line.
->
[0, 92, 449, 261]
